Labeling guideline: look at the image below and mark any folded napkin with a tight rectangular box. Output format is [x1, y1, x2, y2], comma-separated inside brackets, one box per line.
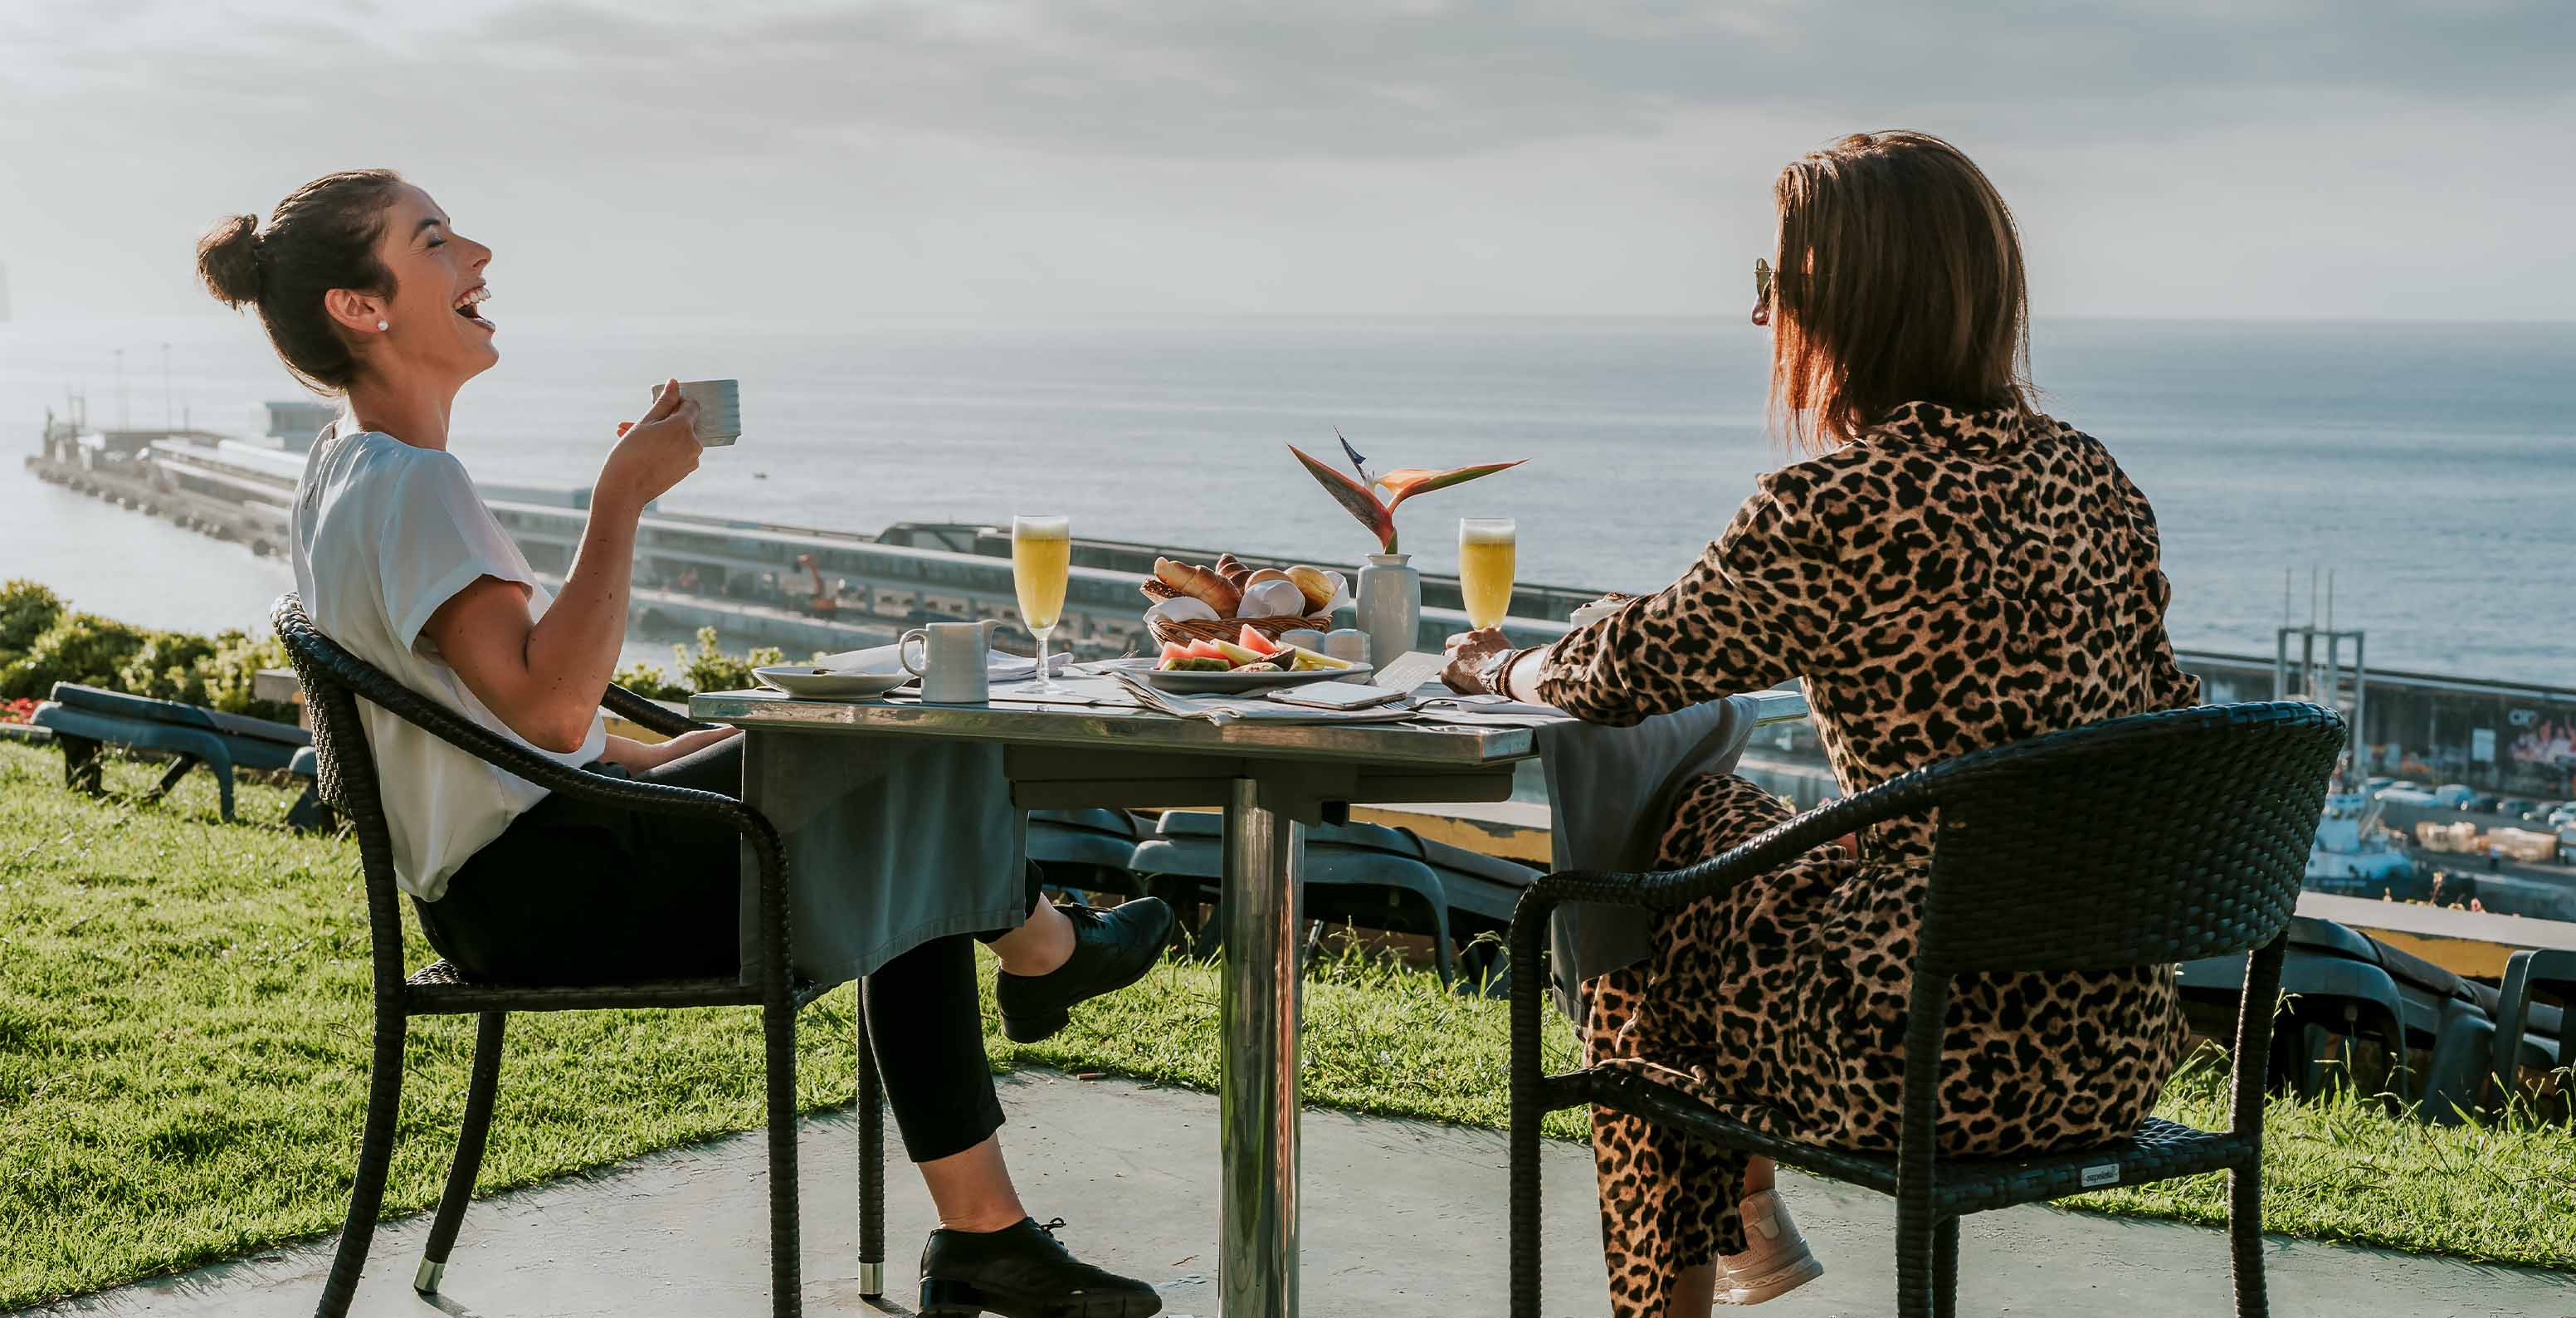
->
[812, 646, 1073, 681]
[1537, 695, 1758, 1028]
[1106, 671, 1417, 725]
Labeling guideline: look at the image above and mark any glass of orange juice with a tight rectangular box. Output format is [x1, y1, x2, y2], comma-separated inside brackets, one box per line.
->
[1012, 515, 1071, 694]
[1458, 518, 1517, 630]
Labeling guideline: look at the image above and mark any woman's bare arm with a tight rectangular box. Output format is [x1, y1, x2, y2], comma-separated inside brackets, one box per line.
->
[422, 382, 701, 753]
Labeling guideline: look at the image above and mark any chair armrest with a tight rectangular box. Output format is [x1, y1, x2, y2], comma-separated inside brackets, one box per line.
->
[1507, 769, 1931, 1029]
[1523, 769, 1933, 913]
[388, 693, 794, 985]
[601, 684, 712, 739]
[281, 609, 792, 987]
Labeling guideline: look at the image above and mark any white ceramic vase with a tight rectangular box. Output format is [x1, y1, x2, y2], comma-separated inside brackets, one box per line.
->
[1354, 552, 1422, 668]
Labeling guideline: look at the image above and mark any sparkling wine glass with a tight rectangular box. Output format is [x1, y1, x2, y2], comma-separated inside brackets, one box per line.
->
[1012, 515, 1071, 695]
[1458, 518, 1518, 630]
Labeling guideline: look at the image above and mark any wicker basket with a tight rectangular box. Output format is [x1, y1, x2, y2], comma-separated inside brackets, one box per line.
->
[1147, 612, 1333, 649]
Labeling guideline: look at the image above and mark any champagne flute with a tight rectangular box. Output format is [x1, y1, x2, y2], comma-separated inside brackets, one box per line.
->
[1012, 515, 1072, 695]
[1459, 518, 1518, 631]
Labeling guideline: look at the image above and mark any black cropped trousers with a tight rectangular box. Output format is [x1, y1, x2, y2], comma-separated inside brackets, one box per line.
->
[417, 735, 1037, 1163]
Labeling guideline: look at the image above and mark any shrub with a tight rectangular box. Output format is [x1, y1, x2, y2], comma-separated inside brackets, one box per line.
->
[673, 627, 781, 696]
[194, 630, 299, 723]
[1, 612, 149, 699]
[116, 632, 222, 705]
[612, 661, 690, 703]
[0, 579, 66, 657]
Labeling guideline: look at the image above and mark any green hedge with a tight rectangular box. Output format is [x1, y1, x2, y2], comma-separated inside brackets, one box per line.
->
[0, 580, 297, 721]
[0, 581, 783, 720]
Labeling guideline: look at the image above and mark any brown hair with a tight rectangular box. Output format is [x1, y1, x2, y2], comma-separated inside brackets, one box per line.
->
[1766, 132, 2031, 451]
[195, 169, 406, 393]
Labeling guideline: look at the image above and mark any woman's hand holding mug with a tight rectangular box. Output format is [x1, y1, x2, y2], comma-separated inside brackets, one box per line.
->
[598, 378, 702, 511]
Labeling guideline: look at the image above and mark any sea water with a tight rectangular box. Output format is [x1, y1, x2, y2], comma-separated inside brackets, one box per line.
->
[2, 315, 2568, 684]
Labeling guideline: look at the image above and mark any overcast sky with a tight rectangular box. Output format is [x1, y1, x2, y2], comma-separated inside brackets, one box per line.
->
[4, 0, 2570, 322]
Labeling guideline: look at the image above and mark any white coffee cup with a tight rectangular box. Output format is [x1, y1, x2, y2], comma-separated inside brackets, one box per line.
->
[900, 621, 999, 704]
[649, 378, 742, 447]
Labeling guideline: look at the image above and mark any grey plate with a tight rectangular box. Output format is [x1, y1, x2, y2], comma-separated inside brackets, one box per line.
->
[753, 665, 912, 699]
[1099, 657, 1373, 695]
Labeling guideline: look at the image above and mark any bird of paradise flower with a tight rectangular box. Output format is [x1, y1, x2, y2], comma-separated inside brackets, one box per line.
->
[1288, 430, 1525, 554]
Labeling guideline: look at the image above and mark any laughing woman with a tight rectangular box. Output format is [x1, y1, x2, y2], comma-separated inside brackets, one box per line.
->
[199, 169, 1169, 1318]
[1445, 132, 2200, 1316]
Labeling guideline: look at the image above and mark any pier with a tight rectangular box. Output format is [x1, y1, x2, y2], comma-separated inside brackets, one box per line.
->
[22, 415, 2575, 802]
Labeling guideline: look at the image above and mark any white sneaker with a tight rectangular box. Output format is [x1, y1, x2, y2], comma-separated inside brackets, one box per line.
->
[1715, 1189, 1825, 1306]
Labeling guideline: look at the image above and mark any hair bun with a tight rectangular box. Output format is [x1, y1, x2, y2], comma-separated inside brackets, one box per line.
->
[195, 212, 264, 308]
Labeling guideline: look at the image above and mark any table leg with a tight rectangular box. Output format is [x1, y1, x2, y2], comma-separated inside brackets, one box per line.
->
[1220, 777, 1304, 1318]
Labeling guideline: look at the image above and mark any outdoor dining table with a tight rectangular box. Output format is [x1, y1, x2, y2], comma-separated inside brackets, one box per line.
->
[691, 676, 1548, 1316]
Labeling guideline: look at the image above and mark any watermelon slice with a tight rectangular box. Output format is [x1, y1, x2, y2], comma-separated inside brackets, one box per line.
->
[1237, 625, 1283, 657]
[1186, 639, 1228, 661]
[1159, 642, 1195, 665]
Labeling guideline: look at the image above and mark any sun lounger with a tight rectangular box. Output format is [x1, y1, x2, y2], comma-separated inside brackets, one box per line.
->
[2179, 914, 2559, 1120]
[1131, 811, 1539, 988]
[1025, 808, 1154, 899]
[30, 682, 315, 823]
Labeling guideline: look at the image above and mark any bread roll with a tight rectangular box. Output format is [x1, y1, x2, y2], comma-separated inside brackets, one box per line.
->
[1245, 568, 1294, 588]
[1154, 558, 1242, 615]
[1287, 565, 1342, 613]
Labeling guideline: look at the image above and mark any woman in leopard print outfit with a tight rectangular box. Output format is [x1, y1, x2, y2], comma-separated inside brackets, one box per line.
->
[1447, 133, 2201, 1316]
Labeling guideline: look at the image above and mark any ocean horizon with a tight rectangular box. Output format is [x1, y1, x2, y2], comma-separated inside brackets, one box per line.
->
[4, 313, 2569, 686]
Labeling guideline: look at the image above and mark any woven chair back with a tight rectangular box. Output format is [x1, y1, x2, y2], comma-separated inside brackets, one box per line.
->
[1916, 700, 2346, 976]
[271, 593, 417, 992]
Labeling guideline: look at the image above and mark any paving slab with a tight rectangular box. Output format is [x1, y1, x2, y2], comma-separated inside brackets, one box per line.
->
[18, 1070, 2574, 1317]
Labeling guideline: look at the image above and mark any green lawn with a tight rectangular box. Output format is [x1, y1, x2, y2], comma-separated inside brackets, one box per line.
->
[1, 738, 2571, 1307]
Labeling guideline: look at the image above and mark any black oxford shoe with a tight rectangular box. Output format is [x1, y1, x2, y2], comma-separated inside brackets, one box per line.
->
[918, 1217, 1162, 1318]
[995, 897, 1175, 1043]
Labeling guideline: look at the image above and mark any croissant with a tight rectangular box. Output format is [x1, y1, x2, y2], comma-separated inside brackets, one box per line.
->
[1140, 578, 1183, 603]
[1215, 553, 1253, 588]
[1155, 557, 1242, 614]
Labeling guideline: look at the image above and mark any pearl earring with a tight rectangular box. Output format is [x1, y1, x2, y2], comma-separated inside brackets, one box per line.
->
[376, 320, 389, 331]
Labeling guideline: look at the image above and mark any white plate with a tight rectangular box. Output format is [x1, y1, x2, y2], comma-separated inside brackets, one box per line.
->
[753, 665, 912, 699]
[1100, 656, 1373, 695]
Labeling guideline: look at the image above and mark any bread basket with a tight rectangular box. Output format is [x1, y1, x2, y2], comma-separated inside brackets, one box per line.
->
[1147, 612, 1333, 648]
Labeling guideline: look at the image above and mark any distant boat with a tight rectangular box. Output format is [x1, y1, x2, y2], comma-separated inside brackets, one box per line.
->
[2305, 790, 2419, 896]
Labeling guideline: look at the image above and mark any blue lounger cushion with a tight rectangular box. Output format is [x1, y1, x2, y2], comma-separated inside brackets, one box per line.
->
[38, 683, 310, 771]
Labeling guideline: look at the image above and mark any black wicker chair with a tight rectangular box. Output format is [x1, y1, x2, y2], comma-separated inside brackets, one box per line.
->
[1507, 700, 2348, 1318]
[271, 594, 885, 1318]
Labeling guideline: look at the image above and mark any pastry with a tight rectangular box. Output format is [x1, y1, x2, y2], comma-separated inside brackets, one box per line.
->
[1155, 558, 1242, 614]
[1215, 554, 1253, 588]
[1141, 578, 1183, 603]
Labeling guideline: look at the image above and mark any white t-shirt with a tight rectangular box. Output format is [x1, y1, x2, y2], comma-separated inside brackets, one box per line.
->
[290, 422, 606, 901]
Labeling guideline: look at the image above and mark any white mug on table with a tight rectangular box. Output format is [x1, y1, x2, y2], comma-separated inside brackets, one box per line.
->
[900, 620, 1001, 703]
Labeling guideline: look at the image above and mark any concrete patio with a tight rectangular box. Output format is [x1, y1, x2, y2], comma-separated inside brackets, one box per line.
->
[20, 1070, 2573, 1318]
